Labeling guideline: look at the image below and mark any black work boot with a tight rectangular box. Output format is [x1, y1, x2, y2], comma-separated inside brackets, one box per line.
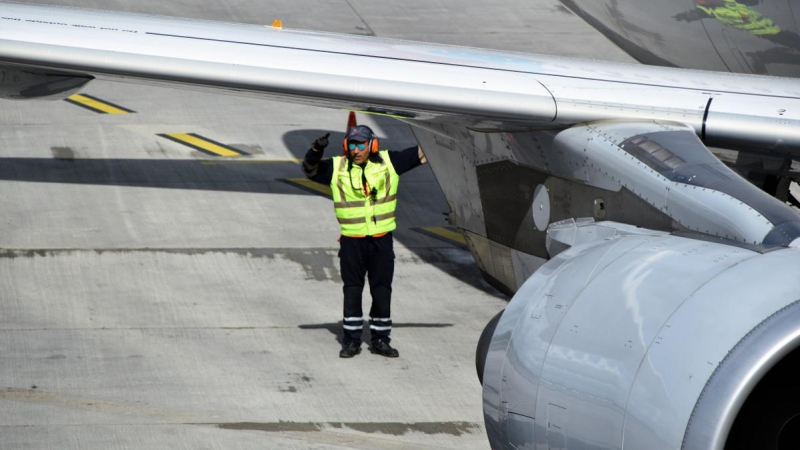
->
[339, 341, 362, 358]
[370, 340, 399, 358]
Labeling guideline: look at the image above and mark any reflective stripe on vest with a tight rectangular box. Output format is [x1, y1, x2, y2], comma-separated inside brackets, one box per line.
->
[330, 151, 399, 237]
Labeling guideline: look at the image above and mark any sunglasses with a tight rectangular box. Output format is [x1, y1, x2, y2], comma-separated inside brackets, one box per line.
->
[348, 142, 367, 151]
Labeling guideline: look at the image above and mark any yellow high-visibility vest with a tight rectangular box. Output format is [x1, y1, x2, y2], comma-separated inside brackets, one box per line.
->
[330, 151, 399, 236]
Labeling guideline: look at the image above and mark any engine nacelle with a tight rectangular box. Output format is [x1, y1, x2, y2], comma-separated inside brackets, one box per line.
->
[0, 64, 92, 100]
[482, 230, 800, 450]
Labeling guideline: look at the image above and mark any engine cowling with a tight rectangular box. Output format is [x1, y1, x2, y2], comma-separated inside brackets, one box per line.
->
[481, 231, 800, 450]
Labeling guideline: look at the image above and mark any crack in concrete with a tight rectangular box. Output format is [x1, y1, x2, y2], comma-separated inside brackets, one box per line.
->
[217, 420, 480, 436]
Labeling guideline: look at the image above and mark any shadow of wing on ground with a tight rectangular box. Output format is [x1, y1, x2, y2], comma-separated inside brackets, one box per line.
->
[3, 117, 507, 300]
[0, 157, 304, 193]
[399, 248, 508, 299]
[298, 322, 454, 345]
[282, 129, 347, 160]
[0, 155, 505, 296]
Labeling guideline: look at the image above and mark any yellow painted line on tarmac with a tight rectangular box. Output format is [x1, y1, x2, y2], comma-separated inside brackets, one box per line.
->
[158, 133, 249, 157]
[414, 226, 468, 248]
[282, 177, 332, 198]
[64, 94, 135, 114]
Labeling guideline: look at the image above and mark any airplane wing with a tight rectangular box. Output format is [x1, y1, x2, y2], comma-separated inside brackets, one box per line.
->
[1, 1, 800, 152]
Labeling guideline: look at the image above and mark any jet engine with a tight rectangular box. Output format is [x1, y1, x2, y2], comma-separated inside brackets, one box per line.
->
[480, 226, 800, 450]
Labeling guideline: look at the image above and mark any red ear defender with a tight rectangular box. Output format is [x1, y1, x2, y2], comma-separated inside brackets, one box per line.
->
[343, 138, 349, 156]
[371, 137, 379, 154]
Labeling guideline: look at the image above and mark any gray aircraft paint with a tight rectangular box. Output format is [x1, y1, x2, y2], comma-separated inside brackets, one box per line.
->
[562, 0, 800, 77]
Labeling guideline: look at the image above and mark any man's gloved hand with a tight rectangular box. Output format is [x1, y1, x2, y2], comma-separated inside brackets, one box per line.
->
[312, 133, 330, 152]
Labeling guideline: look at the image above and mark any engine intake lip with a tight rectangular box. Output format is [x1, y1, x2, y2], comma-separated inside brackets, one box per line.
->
[682, 299, 800, 450]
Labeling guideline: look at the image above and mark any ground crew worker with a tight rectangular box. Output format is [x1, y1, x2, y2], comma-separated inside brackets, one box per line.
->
[303, 125, 427, 358]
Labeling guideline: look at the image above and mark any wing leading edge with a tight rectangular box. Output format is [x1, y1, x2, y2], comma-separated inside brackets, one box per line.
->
[2, 0, 800, 150]
[0, 2, 557, 126]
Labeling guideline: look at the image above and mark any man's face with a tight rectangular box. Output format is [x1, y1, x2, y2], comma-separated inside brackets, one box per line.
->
[349, 140, 370, 164]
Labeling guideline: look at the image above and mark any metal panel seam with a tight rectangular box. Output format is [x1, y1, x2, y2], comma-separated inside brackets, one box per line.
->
[701, 97, 713, 141]
[536, 80, 558, 122]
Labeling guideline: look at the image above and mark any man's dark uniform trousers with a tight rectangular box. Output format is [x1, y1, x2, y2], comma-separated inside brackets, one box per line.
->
[303, 130, 422, 357]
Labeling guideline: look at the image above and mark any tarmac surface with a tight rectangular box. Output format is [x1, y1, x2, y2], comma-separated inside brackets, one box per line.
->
[0, 1, 632, 448]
